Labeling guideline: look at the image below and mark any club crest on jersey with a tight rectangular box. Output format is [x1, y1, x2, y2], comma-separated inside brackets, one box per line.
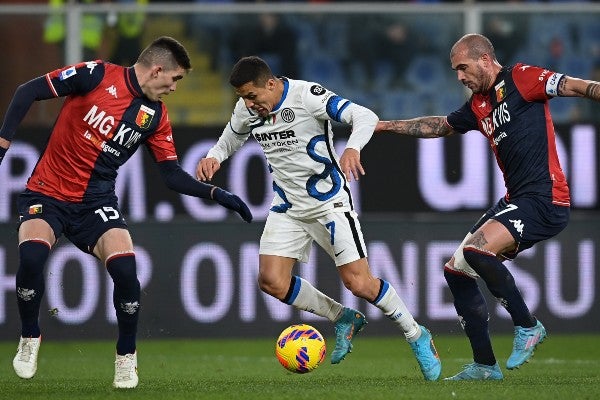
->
[495, 80, 506, 102]
[280, 108, 295, 123]
[135, 104, 155, 129]
[59, 66, 77, 81]
[28, 204, 43, 215]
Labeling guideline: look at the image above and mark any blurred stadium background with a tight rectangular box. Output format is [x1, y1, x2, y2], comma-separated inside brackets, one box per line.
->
[0, 1, 598, 341]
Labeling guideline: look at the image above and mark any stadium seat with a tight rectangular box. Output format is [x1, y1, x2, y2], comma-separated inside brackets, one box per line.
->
[404, 55, 447, 94]
[379, 90, 428, 120]
[301, 55, 345, 93]
[432, 89, 468, 115]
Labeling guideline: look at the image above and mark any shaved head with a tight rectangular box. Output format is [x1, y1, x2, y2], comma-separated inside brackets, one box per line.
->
[451, 33, 497, 62]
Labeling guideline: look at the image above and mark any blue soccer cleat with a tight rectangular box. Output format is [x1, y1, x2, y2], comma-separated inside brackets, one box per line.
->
[444, 362, 503, 381]
[506, 319, 547, 370]
[409, 326, 442, 381]
[330, 308, 367, 364]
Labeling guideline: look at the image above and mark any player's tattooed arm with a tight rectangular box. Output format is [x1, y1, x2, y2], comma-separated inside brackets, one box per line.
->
[584, 81, 600, 101]
[558, 75, 600, 101]
[375, 116, 455, 138]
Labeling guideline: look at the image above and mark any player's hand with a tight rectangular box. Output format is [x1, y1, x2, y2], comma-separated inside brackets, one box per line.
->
[196, 157, 220, 181]
[212, 187, 253, 223]
[339, 148, 364, 182]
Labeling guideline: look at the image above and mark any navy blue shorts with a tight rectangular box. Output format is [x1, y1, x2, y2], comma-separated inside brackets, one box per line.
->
[17, 189, 128, 255]
[470, 196, 570, 259]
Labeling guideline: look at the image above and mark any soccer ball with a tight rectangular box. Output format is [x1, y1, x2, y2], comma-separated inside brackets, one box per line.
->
[275, 324, 326, 373]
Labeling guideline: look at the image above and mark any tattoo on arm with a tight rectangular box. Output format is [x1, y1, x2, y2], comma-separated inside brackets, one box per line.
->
[558, 76, 568, 96]
[585, 82, 600, 101]
[385, 117, 454, 138]
[559, 76, 600, 101]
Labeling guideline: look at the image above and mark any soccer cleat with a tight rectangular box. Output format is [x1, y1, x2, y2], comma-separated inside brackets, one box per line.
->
[506, 320, 546, 370]
[408, 326, 442, 381]
[113, 352, 138, 389]
[330, 308, 367, 364]
[444, 362, 503, 381]
[13, 336, 42, 379]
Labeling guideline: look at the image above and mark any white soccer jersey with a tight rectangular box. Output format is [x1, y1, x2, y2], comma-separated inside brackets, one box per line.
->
[207, 78, 378, 219]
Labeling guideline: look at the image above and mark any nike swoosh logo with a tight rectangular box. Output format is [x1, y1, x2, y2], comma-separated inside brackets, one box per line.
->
[335, 249, 345, 257]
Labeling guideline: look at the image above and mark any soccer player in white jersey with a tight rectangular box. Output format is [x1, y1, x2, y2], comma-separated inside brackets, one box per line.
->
[196, 56, 441, 380]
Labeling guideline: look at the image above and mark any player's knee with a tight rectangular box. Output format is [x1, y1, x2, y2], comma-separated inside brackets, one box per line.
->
[463, 246, 495, 275]
[106, 254, 139, 290]
[18, 240, 50, 275]
[257, 271, 288, 299]
[342, 277, 372, 300]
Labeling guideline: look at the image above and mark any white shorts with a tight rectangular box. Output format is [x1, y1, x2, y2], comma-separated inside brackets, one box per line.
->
[259, 210, 367, 266]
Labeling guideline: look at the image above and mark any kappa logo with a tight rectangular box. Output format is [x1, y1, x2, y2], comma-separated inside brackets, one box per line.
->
[509, 219, 525, 236]
[106, 85, 118, 98]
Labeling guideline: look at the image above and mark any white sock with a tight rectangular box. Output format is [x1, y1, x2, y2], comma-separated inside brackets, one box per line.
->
[373, 280, 421, 341]
[287, 276, 343, 322]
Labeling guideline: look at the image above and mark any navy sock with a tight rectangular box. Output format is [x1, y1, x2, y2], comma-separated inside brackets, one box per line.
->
[16, 241, 50, 338]
[444, 268, 496, 366]
[463, 248, 536, 328]
[106, 254, 140, 355]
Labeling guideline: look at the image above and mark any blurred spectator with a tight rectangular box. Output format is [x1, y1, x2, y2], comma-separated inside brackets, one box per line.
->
[483, 14, 527, 64]
[349, 16, 425, 89]
[43, 0, 105, 62]
[107, 0, 148, 66]
[186, 0, 235, 72]
[230, 12, 298, 77]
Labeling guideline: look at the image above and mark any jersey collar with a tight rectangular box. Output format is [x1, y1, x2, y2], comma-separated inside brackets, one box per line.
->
[124, 66, 143, 98]
[272, 77, 289, 112]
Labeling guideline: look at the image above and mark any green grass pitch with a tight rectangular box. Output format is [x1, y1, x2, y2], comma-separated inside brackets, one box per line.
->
[1, 334, 599, 400]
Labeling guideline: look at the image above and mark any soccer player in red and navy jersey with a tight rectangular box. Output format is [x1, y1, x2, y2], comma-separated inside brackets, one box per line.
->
[0, 36, 252, 389]
[376, 33, 600, 380]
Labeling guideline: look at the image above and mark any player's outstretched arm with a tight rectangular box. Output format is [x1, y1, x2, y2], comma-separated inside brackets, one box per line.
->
[375, 116, 455, 138]
[558, 76, 600, 102]
[158, 160, 252, 223]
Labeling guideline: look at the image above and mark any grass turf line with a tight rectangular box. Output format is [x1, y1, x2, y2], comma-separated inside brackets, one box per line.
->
[1, 335, 599, 400]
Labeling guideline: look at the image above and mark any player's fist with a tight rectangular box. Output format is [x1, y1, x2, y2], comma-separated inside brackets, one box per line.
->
[212, 187, 253, 223]
[196, 157, 220, 181]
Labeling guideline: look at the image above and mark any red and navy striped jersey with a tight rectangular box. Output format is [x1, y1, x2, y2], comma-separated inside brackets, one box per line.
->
[27, 60, 178, 202]
[447, 64, 570, 206]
